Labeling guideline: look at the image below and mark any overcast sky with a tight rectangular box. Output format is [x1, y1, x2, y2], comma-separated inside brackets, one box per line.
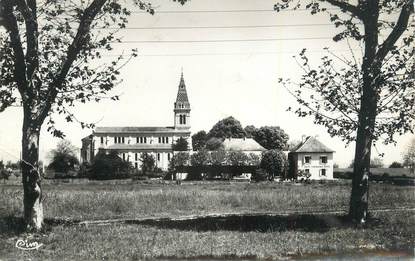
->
[0, 0, 413, 167]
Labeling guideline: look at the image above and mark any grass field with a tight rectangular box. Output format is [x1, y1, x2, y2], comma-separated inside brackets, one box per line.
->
[0, 180, 414, 260]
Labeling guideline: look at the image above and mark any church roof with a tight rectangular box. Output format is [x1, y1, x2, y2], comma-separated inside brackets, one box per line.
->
[291, 136, 334, 153]
[94, 126, 190, 134]
[222, 138, 266, 151]
[176, 72, 189, 104]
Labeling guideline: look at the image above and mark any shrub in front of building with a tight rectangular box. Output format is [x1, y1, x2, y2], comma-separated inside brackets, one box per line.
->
[260, 150, 288, 180]
[89, 151, 133, 180]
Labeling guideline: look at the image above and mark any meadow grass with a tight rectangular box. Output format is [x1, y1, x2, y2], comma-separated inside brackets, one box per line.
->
[0, 211, 413, 260]
[0, 181, 414, 260]
[1, 181, 414, 220]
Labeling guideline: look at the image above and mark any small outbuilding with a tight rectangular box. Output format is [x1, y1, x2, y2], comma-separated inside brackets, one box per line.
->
[288, 136, 335, 180]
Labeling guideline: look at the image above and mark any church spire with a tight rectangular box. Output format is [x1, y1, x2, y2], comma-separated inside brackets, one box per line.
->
[176, 70, 189, 104]
[174, 71, 191, 130]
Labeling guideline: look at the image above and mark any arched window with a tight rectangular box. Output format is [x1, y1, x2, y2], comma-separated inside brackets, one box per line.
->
[183, 115, 186, 124]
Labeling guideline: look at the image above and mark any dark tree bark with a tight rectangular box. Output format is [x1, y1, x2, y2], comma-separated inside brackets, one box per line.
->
[348, 0, 413, 223]
[348, 1, 381, 223]
[21, 107, 44, 230]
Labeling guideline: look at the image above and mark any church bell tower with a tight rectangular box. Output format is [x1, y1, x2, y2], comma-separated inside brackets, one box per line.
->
[174, 72, 191, 130]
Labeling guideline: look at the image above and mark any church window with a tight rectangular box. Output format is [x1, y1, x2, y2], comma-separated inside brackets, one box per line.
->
[157, 153, 160, 161]
[168, 153, 171, 160]
[135, 163, 138, 169]
[114, 137, 117, 143]
[144, 137, 147, 143]
[166, 137, 169, 143]
[122, 153, 125, 161]
[183, 115, 186, 124]
[135, 153, 138, 161]
[122, 137, 125, 143]
[100, 137, 104, 144]
[158, 137, 161, 143]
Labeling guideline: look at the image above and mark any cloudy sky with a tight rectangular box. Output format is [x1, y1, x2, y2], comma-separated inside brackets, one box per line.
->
[0, 0, 413, 167]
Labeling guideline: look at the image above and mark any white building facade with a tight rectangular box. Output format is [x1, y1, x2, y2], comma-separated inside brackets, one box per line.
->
[81, 73, 192, 171]
[288, 136, 335, 180]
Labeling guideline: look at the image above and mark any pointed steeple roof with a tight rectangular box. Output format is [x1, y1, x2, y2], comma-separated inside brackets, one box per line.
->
[176, 71, 189, 104]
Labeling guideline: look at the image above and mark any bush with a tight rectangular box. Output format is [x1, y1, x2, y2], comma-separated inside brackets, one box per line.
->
[168, 152, 190, 173]
[89, 151, 133, 180]
[297, 169, 311, 182]
[260, 150, 288, 180]
[251, 168, 268, 182]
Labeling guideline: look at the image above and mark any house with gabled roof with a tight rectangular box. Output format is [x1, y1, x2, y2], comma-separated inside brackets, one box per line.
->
[80, 72, 192, 171]
[288, 136, 335, 180]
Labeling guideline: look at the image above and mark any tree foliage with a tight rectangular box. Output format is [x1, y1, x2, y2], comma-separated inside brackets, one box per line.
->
[274, 0, 414, 224]
[403, 137, 415, 173]
[389, 161, 403, 168]
[139, 152, 155, 174]
[244, 125, 256, 138]
[89, 151, 132, 179]
[252, 126, 289, 150]
[168, 152, 190, 171]
[207, 116, 246, 139]
[191, 130, 208, 151]
[172, 137, 189, 151]
[226, 151, 249, 166]
[0, 0, 184, 230]
[190, 149, 210, 166]
[260, 150, 288, 180]
[47, 140, 79, 174]
[209, 149, 227, 166]
[205, 137, 224, 151]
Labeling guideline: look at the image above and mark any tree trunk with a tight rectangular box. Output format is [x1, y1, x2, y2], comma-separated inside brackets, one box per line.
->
[348, 4, 380, 224]
[21, 111, 43, 231]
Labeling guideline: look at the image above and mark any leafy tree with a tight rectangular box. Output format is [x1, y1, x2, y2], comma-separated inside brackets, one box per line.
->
[244, 125, 257, 138]
[5, 160, 20, 170]
[226, 151, 249, 166]
[389, 161, 403, 168]
[168, 152, 190, 172]
[190, 149, 211, 166]
[47, 140, 79, 174]
[139, 153, 155, 175]
[191, 130, 208, 151]
[403, 137, 415, 174]
[209, 149, 227, 166]
[370, 157, 384, 168]
[247, 153, 261, 166]
[89, 151, 132, 180]
[205, 137, 224, 151]
[252, 126, 289, 150]
[208, 116, 246, 139]
[260, 150, 288, 180]
[0, 160, 4, 169]
[0, 0, 184, 230]
[172, 137, 189, 151]
[275, 0, 414, 223]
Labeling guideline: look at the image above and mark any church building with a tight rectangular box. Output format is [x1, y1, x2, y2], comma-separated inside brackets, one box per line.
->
[80, 73, 191, 171]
